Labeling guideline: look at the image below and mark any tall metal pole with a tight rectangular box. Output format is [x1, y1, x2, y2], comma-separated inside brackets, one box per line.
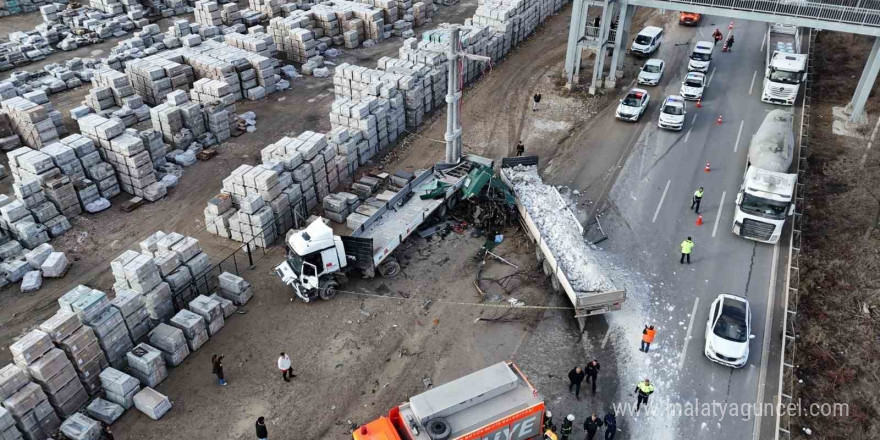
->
[445, 26, 463, 164]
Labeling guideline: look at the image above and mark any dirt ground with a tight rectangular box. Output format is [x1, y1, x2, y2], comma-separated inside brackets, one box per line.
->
[792, 31, 880, 439]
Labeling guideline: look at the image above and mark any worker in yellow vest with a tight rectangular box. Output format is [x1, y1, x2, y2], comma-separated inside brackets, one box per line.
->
[691, 187, 704, 214]
[543, 425, 558, 440]
[680, 237, 694, 264]
[635, 379, 655, 411]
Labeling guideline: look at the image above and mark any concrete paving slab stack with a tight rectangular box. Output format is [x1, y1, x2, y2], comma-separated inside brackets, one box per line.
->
[98, 368, 140, 410]
[194, 1, 223, 27]
[126, 56, 194, 106]
[84, 398, 123, 425]
[328, 127, 361, 178]
[0, 96, 59, 149]
[248, 0, 281, 18]
[59, 412, 101, 440]
[8, 330, 82, 426]
[188, 294, 225, 336]
[268, 15, 319, 64]
[220, 2, 243, 25]
[0, 375, 59, 440]
[208, 293, 237, 318]
[5, 147, 77, 236]
[71, 291, 134, 371]
[0, 406, 23, 440]
[111, 288, 154, 343]
[0, 110, 23, 151]
[59, 134, 121, 201]
[147, 324, 189, 367]
[217, 271, 253, 305]
[132, 387, 171, 420]
[378, 56, 442, 118]
[158, 231, 213, 294]
[126, 343, 168, 387]
[138, 130, 169, 171]
[169, 309, 209, 352]
[39, 309, 108, 397]
[87, 68, 151, 127]
[111, 250, 174, 325]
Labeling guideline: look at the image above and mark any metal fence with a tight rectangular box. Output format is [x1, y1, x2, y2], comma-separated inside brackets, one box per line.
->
[634, 0, 880, 27]
[774, 27, 817, 440]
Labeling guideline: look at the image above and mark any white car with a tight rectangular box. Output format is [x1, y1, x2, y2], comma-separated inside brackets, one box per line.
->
[658, 95, 686, 131]
[704, 294, 754, 368]
[687, 41, 714, 72]
[637, 59, 665, 86]
[680, 72, 706, 101]
[616, 89, 650, 122]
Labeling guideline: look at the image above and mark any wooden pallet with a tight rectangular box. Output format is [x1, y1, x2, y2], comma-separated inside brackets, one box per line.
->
[197, 148, 218, 161]
[120, 197, 144, 212]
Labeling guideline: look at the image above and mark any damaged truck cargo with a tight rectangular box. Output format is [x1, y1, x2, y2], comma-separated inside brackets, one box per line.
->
[500, 157, 626, 317]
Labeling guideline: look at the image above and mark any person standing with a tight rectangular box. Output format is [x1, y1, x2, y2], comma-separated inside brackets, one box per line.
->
[585, 360, 600, 395]
[278, 352, 296, 382]
[543, 411, 554, 432]
[568, 367, 586, 399]
[603, 412, 617, 440]
[256, 417, 268, 440]
[680, 237, 694, 264]
[533, 93, 542, 111]
[635, 379, 654, 411]
[212, 354, 227, 386]
[516, 141, 525, 157]
[593, 16, 600, 28]
[101, 425, 114, 440]
[583, 414, 603, 440]
[691, 187, 704, 214]
[640, 325, 656, 353]
[712, 28, 723, 45]
[726, 34, 735, 51]
[560, 414, 575, 440]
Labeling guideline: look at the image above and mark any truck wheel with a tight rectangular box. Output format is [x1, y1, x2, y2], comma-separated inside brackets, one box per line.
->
[436, 203, 448, 219]
[319, 280, 338, 300]
[335, 273, 349, 288]
[378, 261, 401, 278]
[542, 260, 552, 277]
[446, 196, 458, 210]
[425, 418, 451, 440]
[550, 275, 561, 293]
[535, 247, 544, 263]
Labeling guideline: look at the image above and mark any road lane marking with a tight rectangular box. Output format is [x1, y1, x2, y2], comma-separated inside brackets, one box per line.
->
[692, 113, 698, 124]
[602, 325, 613, 349]
[684, 128, 693, 143]
[734, 120, 745, 152]
[760, 35, 766, 53]
[749, 70, 757, 95]
[652, 180, 671, 223]
[678, 297, 701, 370]
[711, 191, 727, 237]
[752, 243, 780, 440]
[707, 67, 716, 87]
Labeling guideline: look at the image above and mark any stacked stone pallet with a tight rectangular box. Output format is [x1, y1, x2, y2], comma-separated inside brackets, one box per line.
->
[84, 397, 122, 425]
[149, 90, 214, 155]
[169, 309, 209, 352]
[0, 405, 22, 440]
[98, 368, 139, 410]
[24, 243, 69, 280]
[329, 94, 402, 162]
[188, 79, 237, 127]
[248, 0, 281, 18]
[0, 97, 59, 149]
[156, 231, 213, 295]
[59, 134, 120, 202]
[189, 295, 224, 336]
[147, 324, 189, 367]
[268, 15, 319, 64]
[111, 288, 154, 344]
[0, 110, 22, 151]
[229, 193, 277, 248]
[0, 364, 59, 440]
[10, 329, 87, 419]
[125, 56, 194, 106]
[56, 287, 132, 371]
[190, 39, 280, 98]
[126, 343, 167, 387]
[59, 413, 101, 440]
[193, 1, 223, 27]
[77, 114, 165, 201]
[38, 309, 108, 397]
[223, 32, 278, 58]
[160, 48, 244, 104]
[138, 130, 169, 170]
[328, 127, 359, 178]
[2, 183, 59, 248]
[221, 2, 243, 25]
[0, 232, 31, 288]
[7, 146, 82, 221]
[379, 55, 445, 111]
[217, 272, 254, 305]
[87, 68, 151, 126]
[321, 192, 352, 224]
[18, 91, 66, 137]
[331, 62, 415, 129]
[110, 250, 174, 325]
[132, 387, 171, 420]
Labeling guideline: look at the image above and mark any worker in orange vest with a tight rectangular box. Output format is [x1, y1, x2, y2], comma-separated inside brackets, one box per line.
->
[640, 325, 656, 352]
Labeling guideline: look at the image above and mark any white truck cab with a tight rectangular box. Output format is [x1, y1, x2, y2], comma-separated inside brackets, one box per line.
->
[275, 219, 349, 301]
[762, 24, 807, 106]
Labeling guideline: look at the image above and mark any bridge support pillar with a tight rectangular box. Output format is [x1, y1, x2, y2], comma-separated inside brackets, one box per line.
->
[607, 2, 634, 89]
[565, 0, 590, 88]
[847, 36, 880, 124]
[589, 3, 616, 94]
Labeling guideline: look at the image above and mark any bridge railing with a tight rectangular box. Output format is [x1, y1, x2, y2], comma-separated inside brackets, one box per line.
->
[646, 0, 880, 27]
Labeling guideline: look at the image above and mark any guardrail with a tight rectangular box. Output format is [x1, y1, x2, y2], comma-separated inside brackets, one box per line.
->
[639, 0, 880, 27]
[774, 27, 817, 440]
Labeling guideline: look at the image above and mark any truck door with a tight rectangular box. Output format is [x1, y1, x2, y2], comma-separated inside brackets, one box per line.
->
[301, 260, 320, 291]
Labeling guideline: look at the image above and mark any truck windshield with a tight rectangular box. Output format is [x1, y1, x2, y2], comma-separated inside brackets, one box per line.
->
[741, 193, 788, 219]
[769, 68, 801, 84]
[690, 52, 710, 61]
[286, 250, 304, 276]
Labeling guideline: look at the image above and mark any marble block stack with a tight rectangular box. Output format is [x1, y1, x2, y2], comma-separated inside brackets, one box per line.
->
[111, 288, 154, 343]
[155, 231, 212, 296]
[328, 127, 359, 178]
[0, 364, 59, 440]
[10, 329, 87, 419]
[193, 1, 223, 28]
[188, 295, 224, 336]
[0, 96, 59, 149]
[268, 15, 319, 64]
[86, 68, 151, 126]
[98, 368, 139, 410]
[203, 193, 236, 238]
[126, 343, 167, 388]
[59, 412, 101, 440]
[169, 309, 209, 351]
[217, 271, 253, 305]
[59, 134, 121, 201]
[0, 406, 22, 440]
[39, 309, 107, 397]
[132, 387, 171, 420]
[6, 145, 81, 224]
[147, 324, 189, 367]
[125, 55, 194, 106]
[110, 250, 174, 326]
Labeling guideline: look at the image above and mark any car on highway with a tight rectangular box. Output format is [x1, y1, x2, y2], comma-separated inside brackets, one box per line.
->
[704, 294, 754, 368]
[658, 95, 686, 131]
[680, 72, 706, 101]
[631, 26, 663, 57]
[687, 41, 714, 72]
[679, 12, 702, 25]
[637, 59, 665, 86]
[616, 89, 650, 122]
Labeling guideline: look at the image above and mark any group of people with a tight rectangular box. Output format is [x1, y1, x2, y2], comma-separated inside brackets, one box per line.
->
[543, 410, 618, 440]
[712, 28, 735, 50]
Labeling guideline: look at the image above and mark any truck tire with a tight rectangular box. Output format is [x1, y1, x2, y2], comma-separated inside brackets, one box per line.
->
[446, 195, 458, 210]
[550, 274, 561, 293]
[542, 260, 552, 277]
[425, 418, 451, 440]
[319, 280, 338, 300]
[535, 247, 544, 263]
[436, 203, 448, 219]
[378, 260, 401, 278]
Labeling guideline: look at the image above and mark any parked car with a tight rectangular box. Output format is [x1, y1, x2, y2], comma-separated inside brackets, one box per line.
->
[680, 72, 706, 101]
[637, 59, 665, 86]
[704, 294, 754, 368]
[658, 95, 686, 131]
[616, 88, 650, 121]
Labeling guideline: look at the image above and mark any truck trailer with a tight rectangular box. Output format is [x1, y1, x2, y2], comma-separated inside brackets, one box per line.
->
[761, 24, 807, 106]
[353, 362, 545, 440]
[274, 155, 493, 302]
[732, 110, 797, 243]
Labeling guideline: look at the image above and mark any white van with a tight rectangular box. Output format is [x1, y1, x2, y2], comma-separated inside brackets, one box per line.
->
[631, 26, 664, 57]
[687, 41, 714, 72]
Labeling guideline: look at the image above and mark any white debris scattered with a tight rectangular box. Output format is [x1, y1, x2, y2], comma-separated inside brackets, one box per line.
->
[85, 198, 111, 213]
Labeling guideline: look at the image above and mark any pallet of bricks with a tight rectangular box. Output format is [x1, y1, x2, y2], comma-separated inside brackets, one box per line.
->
[138, 230, 214, 310]
[379, 55, 446, 114]
[248, 0, 282, 18]
[183, 38, 280, 99]
[149, 89, 226, 165]
[329, 94, 399, 162]
[0, 108, 22, 151]
[126, 55, 195, 106]
[267, 14, 319, 64]
[0, 96, 59, 149]
[331, 62, 408, 137]
[84, 68, 151, 126]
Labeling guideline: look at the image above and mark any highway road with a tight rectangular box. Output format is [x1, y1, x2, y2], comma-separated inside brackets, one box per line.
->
[551, 15, 795, 440]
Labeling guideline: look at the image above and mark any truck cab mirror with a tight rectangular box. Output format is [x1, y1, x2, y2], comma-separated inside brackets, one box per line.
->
[789, 203, 796, 216]
[735, 192, 743, 205]
[749, 334, 756, 339]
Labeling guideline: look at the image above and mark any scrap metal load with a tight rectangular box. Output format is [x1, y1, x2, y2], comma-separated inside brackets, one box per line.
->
[500, 157, 625, 317]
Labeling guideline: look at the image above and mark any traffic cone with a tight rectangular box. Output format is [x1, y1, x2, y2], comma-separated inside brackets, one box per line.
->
[722, 42, 728, 52]
[729, 21, 734, 29]
[696, 215, 704, 226]
[716, 115, 723, 125]
[696, 98, 702, 108]
[705, 161, 711, 173]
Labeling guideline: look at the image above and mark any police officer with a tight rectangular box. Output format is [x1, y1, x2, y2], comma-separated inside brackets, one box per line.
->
[584, 360, 600, 395]
[603, 412, 617, 440]
[560, 414, 575, 440]
[583, 414, 603, 440]
[635, 379, 654, 411]
[544, 411, 554, 432]
[691, 187, 704, 214]
[544, 426, 559, 440]
[680, 237, 694, 264]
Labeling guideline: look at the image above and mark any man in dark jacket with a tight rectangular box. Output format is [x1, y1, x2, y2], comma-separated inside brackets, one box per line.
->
[583, 414, 603, 440]
[603, 412, 617, 440]
[256, 416, 268, 440]
[516, 141, 525, 157]
[584, 359, 600, 394]
[568, 366, 586, 399]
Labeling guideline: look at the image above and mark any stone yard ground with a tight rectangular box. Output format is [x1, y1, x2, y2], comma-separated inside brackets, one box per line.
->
[0, 2, 652, 440]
